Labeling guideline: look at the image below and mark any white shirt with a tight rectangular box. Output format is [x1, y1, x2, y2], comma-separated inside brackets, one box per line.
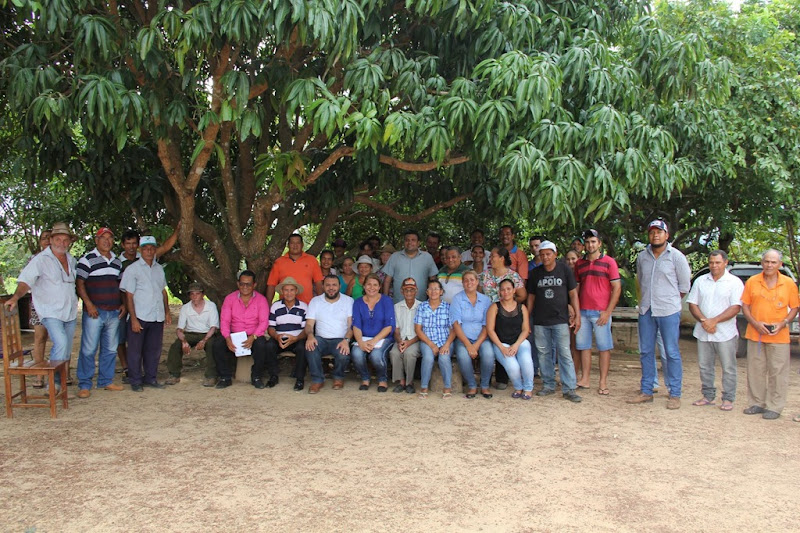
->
[119, 258, 167, 322]
[394, 299, 421, 341]
[307, 293, 354, 339]
[461, 249, 488, 271]
[177, 300, 219, 333]
[685, 270, 744, 342]
[18, 247, 78, 322]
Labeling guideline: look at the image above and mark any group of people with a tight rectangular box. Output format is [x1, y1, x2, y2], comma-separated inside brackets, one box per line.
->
[4, 221, 800, 421]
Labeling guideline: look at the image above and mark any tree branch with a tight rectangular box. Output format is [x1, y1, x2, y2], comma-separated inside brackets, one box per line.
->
[353, 193, 471, 222]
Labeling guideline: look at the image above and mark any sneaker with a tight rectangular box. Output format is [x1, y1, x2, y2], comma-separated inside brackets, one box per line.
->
[77, 389, 91, 399]
[563, 391, 582, 403]
[762, 410, 780, 420]
[215, 379, 232, 389]
[666, 396, 681, 410]
[202, 377, 218, 387]
[743, 405, 766, 415]
[626, 393, 654, 404]
[165, 375, 181, 385]
[252, 378, 266, 389]
[536, 388, 555, 397]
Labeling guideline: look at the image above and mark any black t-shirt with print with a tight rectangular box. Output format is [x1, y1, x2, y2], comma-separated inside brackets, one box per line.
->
[527, 262, 577, 326]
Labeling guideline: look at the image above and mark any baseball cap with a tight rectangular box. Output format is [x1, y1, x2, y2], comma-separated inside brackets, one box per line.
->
[95, 227, 114, 238]
[188, 282, 204, 293]
[582, 229, 599, 239]
[140, 236, 158, 247]
[539, 241, 557, 253]
[401, 278, 417, 288]
[648, 220, 668, 232]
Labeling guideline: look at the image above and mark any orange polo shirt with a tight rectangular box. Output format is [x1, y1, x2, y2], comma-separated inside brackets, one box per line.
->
[267, 252, 323, 304]
[741, 272, 799, 343]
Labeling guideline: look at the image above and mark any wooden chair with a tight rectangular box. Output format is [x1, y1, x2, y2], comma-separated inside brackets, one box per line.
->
[2, 305, 69, 418]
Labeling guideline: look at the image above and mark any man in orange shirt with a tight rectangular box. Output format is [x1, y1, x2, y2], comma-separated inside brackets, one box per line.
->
[741, 249, 799, 420]
[266, 234, 324, 305]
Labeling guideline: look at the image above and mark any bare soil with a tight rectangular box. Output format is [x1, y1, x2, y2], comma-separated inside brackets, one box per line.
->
[2, 308, 799, 532]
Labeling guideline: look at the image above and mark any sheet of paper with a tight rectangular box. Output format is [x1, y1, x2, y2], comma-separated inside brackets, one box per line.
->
[230, 331, 252, 356]
[361, 336, 386, 348]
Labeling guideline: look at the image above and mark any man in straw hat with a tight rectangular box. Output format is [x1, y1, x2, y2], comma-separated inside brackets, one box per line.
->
[265, 276, 308, 391]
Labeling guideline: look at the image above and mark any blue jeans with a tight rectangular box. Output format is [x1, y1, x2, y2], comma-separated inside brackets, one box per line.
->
[534, 323, 577, 392]
[351, 340, 394, 383]
[420, 343, 452, 389]
[40, 317, 77, 362]
[307, 337, 350, 383]
[454, 339, 495, 389]
[77, 309, 120, 389]
[492, 340, 534, 391]
[575, 310, 614, 351]
[638, 310, 682, 397]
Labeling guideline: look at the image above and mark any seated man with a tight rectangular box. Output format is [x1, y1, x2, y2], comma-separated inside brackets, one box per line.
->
[389, 278, 421, 393]
[265, 277, 308, 391]
[213, 270, 269, 389]
[166, 282, 219, 386]
[304, 275, 354, 393]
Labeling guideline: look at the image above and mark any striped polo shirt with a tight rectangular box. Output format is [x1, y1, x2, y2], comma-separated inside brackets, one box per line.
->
[574, 254, 620, 311]
[77, 248, 123, 311]
[268, 300, 308, 337]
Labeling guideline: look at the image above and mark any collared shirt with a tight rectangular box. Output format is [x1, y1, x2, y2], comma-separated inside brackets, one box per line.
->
[177, 300, 219, 333]
[77, 248, 123, 311]
[269, 299, 307, 337]
[686, 271, 743, 342]
[307, 293, 354, 339]
[219, 290, 269, 338]
[575, 254, 620, 311]
[449, 291, 491, 341]
[508, 245, 529, 280]
[741, 272, 800, 344]
[414, 300, 451, 347]
[394, 299, 421, 341]
[479, 269, 524, 303]
[353, 295, 395, 337]
[120, 258, 168, 322]
[18, 247, 78, 322]
[437, 263, 468, 304]
[636, 243, 691, 317]
[267, 252, 324, 304]
[383, 249, 438, 303]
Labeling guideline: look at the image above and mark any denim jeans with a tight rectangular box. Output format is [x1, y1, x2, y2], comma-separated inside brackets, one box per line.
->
[306, 337, 350, 383]
[492, 340, 534, 391]
[638, 310, 682, 397]
[534, 323, 577, 392]
[643, 331, 668, 389]
[697, 338, 738, 402]
[575, 310, 614, 351]
[77, 309, 120, 389]
[454, 339, 495, 389]
[420, 343, 452, 389]
[351, 340, 394, 383]
[40, 317, 77, 362]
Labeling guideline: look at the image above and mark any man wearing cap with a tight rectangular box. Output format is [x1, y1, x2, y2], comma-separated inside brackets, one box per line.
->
[5, 222, 79, 390]
[214, 270, 270, 389]
[627, 220, 691, 409]
[570, 237, 585, 254]
[75, 227, 126, 398]
[265, 277, 308, 391]
[166, 283, 219, 386]
[527, 240, 582, 402]
[305, 275, 355, 393]
[500, 225, 529, 281]
[382, 229, 438, 304]
[119, 235, 172, 391]
[266, 233, 324, 305]
[437, 246, 468, 304]
[389, 277, 422, 393]
[574, 229, 621, 394]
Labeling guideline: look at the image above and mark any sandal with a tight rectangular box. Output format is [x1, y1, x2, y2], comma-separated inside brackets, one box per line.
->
[692, 398, 716, 407]
[511, 391, 523, 399]
[442, 392, 452, 399]
[66, 375, 75, 386]
[793, 414, 800, 422]
[720, 401, 734, 412]
[32, 376, 44, 389]
[481, 389, 493, 399]
[598, 388, 610, 395]
[418, 391, 429, 399]
[522, 393, 532, 400]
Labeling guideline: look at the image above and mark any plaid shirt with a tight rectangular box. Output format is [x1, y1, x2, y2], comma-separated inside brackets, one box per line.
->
[414, 300, 452, 347]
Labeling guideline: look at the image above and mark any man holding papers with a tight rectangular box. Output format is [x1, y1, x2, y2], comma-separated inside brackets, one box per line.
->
[213, 270, 270, 389]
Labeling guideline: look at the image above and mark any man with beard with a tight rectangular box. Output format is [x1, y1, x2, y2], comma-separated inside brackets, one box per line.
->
[382, 229, 438, 304]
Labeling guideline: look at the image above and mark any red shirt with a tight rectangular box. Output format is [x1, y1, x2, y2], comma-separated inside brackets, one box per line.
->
[574, 254, 620, 311]
[267, 252, 323, 304]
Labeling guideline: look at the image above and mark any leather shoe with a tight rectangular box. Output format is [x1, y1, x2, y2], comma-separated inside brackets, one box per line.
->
[309, 382, 324, 394]
[77, 389, 91, 399]
[143, 381, 166, 389]
[762, 410, 780, 420]
[743, 405, 766, 415]
[215, 379, 232, 389]
[332, 380, 344, 390]
[266, 375, 279, 388]
[252, 378, 265, 389]
[131, 384, 144, 392]
[626, 393, 654, 404]
[405, 384, 415, 394]
[666, 396, 681, 410]
[202, 377, 217, 387]
[293, 380, 304, 391]
[103, 384, 124, 391]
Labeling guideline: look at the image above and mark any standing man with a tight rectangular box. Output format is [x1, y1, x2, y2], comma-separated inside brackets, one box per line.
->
[527, 235, 543, 275]
[265, 277, 308, 391]
[500, 225, 529, 281]
[4, 222, 78, 391]
[461, 229, 486, 268]
[574, 229, 621, 394]
[437, 246, 468, 304]
[627, 220, 691, 409]
[527, 241, 582, 402]
[570, 237, 585, 254]
[119, 235, 172, 391]
[686, 251, 744, 411]
[382, 229, 438, 303]
[166, 283, 219, 386]
[740, 249, 799, 419]
[266, 233, 323, 305]
[389, 278, 422, 393]
[426, 232, 443, 268]
[214, 270, 270, 389]
[75, 227, 126, 398]
[305, 275, 354, 393]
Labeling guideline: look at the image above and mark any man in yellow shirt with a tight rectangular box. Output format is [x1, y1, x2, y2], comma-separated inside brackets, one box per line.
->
[741, 249, 799, 420]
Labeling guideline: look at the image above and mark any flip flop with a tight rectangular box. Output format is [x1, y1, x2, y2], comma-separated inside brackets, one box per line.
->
[442, 392, 452, 399]
[577, 385, 589, 390]
[598, 388, 610, 395]
[720, 402, 734, 412]
[692, 398, 716, 407]
[793, 414, 800, 422]
[418, 391, 429, 399]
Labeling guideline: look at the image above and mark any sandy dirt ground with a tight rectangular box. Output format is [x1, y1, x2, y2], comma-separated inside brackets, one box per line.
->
[2, 307, 800, 532]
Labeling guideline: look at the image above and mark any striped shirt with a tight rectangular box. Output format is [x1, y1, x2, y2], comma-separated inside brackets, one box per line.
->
[269, 300, 308, 337]
[414, 301, 452, 347]
[77, 248, 123, 311]
[574, 254, 620, 311]
[437, 263, 468, 304]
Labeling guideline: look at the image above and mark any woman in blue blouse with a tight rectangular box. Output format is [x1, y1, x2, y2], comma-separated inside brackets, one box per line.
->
[351, 273, 396, 392]
[415, 279, 455, 399]
[450, 270, 495, 399]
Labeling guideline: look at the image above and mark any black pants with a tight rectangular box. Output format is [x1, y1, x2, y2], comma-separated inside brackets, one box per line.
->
[264, 338, 306, 379]
[213, 335, 268, 381]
